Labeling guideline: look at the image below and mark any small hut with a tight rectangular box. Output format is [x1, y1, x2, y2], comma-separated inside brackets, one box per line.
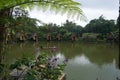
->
[46, 33, 52, 41]
[70, 33, 76, 41]
[6, 32, 13, 43]
[56, 33, 62, 41]
[106, 32, 114, 44]
[32, 33, 38, 42]
[19, 32, 26, 42]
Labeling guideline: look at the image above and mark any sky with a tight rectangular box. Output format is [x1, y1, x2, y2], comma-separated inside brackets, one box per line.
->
[28, 0, 119, 27]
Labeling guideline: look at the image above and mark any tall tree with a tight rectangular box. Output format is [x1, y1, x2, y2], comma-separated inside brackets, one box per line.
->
[84, 15, 115, 34]
[0, 0, 85, 62]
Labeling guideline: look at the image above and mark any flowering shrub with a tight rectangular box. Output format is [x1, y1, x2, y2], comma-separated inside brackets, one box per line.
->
[8, 53, 68, 80]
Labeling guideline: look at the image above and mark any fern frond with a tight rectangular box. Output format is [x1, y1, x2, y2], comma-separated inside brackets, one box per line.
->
[0, 0, 86, 21]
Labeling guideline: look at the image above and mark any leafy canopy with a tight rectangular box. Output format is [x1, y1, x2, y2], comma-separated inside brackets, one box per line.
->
[0, 0, 86, 21]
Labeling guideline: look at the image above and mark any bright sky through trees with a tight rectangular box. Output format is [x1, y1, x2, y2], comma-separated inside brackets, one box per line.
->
[29, 0, 119, 27]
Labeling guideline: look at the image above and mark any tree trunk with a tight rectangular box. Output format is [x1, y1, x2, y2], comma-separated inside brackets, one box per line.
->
[0, 26, 6, 63]
[0, 8, 11, 63]
[118, 4, 120, 69]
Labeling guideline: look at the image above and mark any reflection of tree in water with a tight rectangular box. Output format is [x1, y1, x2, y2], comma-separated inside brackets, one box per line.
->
[33, 42, 38, 48]
[56, 42, 119, 66]
[83, 44, 118, 66]
[38, 42, 60, 56]
[0, 44, 14, 63]
[5, 42, 119, 67]
[59, 42, 83, 58]
[118, 52, 120, 69]
[19, 43, 25, 49]
[0, 47, 4, 63]
[4, 43, 36, 64]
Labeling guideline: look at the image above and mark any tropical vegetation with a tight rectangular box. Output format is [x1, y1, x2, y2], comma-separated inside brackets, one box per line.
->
[0, 0, 85, 80]
[0, 53, 67, 80]
[0, 0, 85, 60]
[6, 12, 118, 43]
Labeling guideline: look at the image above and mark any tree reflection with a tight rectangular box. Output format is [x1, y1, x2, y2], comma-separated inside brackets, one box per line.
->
[6, 42, 119, 68]
[119, 52, 120, 69]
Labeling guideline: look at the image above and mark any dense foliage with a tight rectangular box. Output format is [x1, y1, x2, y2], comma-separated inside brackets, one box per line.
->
[7, 13, 118, 42]
[0, 0, 85, 80]
[83, 15, 118, 42]
[0, 0, 85, 62]
[0, 53, 67, 80]
[84, 16, 116, 34]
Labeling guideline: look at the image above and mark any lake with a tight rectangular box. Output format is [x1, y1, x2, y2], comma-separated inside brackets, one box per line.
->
[4, 41, 120, 80]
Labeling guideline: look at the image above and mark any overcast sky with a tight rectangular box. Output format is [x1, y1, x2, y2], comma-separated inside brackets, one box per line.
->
[28, 0, 119, 27]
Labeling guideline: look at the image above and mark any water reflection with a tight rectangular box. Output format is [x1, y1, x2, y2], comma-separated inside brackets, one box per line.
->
[64, 53, 120, 80]
[50, 51, 120, 80]
[55, 53, 65, 60]
[72, 54, 90, 65]
[119, 56, 120, 69]
[5, 42, 120, 80]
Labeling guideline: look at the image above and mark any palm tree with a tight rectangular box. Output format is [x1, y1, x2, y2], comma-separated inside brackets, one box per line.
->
[0, 0, 86, 62]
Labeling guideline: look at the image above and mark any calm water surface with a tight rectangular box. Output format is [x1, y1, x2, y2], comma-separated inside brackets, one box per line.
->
[5, 41, 120, 80]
